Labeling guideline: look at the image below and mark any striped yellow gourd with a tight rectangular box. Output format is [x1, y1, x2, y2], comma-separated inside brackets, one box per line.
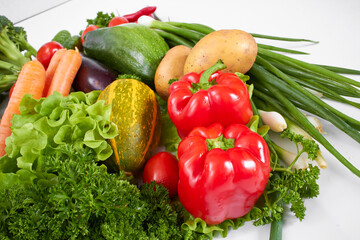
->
[97, 79, 161, 174]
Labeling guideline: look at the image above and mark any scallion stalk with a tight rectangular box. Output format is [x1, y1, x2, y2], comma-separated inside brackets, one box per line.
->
[257, 48, 360, 88]
[249, 64, 360, 177]
[153, 29, 194, 48]
[254, 56, 360, 134]
[250, 33, 318, 44]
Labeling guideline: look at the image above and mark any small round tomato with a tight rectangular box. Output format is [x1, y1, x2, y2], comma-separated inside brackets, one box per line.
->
[81, 25, 99, 44]
[8, 83, 16, 98]
[142, 152, 179, 198]
[108, 16, 129, 27]
[36, 41, 64, 69]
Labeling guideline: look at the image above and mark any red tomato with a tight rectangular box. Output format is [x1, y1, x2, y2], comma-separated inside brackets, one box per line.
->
[81, 25, 99, 44]
[8, 83, 15, 99]
[108, 16, 129, 27]
[142, 152, 179, 198]
[36, 41, 64, 69]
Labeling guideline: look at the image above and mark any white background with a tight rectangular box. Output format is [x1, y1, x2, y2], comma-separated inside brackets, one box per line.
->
[2, 0, 360, 239]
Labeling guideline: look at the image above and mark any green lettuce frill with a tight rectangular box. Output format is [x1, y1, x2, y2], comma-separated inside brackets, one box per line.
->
[0, 91, 118, 187]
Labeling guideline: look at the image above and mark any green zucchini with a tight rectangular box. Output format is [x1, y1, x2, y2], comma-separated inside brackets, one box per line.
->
[83, 23, 169, 88]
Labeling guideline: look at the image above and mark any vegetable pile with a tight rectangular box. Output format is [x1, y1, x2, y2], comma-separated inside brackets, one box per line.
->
[0, 5, 359, 240]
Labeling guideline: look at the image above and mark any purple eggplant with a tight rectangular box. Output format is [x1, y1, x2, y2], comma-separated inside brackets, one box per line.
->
[73, 54, 118, 93]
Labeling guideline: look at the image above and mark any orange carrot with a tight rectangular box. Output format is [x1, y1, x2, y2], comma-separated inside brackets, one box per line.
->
[0, 59, 46, 156]
[42, 48, 67, 97]
[0, 125, 12, 156]
[46, 49, 82, 97]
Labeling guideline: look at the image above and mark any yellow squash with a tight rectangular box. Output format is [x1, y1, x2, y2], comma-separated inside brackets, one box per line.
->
[97, 78, 161, 174]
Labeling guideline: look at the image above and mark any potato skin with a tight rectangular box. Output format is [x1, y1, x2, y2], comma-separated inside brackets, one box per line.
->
[155, 45, 192, 100]
[183, 29, 257, 74]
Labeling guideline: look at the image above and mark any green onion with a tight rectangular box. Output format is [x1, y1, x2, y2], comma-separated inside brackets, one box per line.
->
[250, 33, 318, 43]
[262, 58, 360, 98]
[257, 44, 309, 55]
[257, 48, 360, 88]
[249, 64, 360, 177]
[259, 54, 360, 98]
[315, 64, 360, 75]
[153, 29, 194, 48]
[166, 21, 215, 35]
[251, 62, 360, 142]
[138, 16, 205, 41]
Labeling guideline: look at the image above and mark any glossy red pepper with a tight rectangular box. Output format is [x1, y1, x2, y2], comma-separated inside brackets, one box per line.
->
[167, 60, 253, 139]
[177, 123, 271, 225]
[123, 6, 157, 22]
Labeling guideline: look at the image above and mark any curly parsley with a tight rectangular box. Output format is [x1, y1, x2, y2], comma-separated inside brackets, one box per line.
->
[0, 146, 200, 240]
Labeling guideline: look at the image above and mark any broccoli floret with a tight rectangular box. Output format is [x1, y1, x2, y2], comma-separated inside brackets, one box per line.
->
[0, 27, 28, 67]
[0, 15, 37, 57]
[0, 15, 13, 30]
[0, 15, 37, 93]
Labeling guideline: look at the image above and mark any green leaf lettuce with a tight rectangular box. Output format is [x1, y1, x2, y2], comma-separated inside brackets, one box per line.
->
[0, 91, 118, 188]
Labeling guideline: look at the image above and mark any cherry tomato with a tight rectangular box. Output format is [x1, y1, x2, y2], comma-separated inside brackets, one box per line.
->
[108, 16, 129, 27]
[142, 152, 179, 198]
[36, 41, 64, 69]
[8, 83, 15, 99]
[81, 25, 99, 44]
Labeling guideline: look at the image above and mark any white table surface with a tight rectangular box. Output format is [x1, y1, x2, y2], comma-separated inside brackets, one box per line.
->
[2, 0, 360, 239]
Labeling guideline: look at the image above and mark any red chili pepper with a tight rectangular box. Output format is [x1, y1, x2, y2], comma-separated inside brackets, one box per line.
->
[167, 60, 253, 138]
[177, 123, 271, 225]
[123, 6, 157, 22]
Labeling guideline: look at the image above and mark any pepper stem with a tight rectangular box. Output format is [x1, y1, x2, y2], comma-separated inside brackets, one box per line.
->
[199, 59, 226, 85]
[206, 135, 235, 151]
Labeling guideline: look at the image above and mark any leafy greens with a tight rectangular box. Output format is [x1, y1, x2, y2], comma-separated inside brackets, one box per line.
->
[0, 90, 118, 188]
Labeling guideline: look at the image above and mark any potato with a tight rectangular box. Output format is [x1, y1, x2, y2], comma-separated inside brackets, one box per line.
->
[183, 29, 258, 74]
[155, 45, 192, 100]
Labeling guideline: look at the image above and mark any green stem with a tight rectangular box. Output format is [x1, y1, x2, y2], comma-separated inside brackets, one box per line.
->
[0, 59, 21, 73]
[252, 88, 302, 128]
[289, 75, 360, 109]
[199, 59, 226, 85]
[0, 74, 16, 92]
[272, 167, 294, 174]
[260, 55, 360, 98]
[20, 40, 38, 57]
[286, 95, 360, 131]
[258, 45, 309, 55]
[287, 149, 305, 170]
[251, 99, 279, 168]
[258, 48, 360, 88]
[315, 64, 360, 75]
[0, 31, 29, 67]
[206, 135, 235, 151]
[150, 19, 205, 41]
[255, 56, 360, 136]
[154, 29, 195, 48]
[166, 21, 215, 35]
[269, 201, 283, 240]
[249, 64, 360, 177]
[250, 33, 318, 43]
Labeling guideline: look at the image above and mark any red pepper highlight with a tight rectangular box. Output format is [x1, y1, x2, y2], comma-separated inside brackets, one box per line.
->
[167, 60, 253, 138]
[123, 6, 157, 22]
[177, 123, 271, 225]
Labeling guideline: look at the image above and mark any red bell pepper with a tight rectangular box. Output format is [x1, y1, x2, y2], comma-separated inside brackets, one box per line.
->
[167, 60, 253, 139]
[177, 123, 271, 225]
